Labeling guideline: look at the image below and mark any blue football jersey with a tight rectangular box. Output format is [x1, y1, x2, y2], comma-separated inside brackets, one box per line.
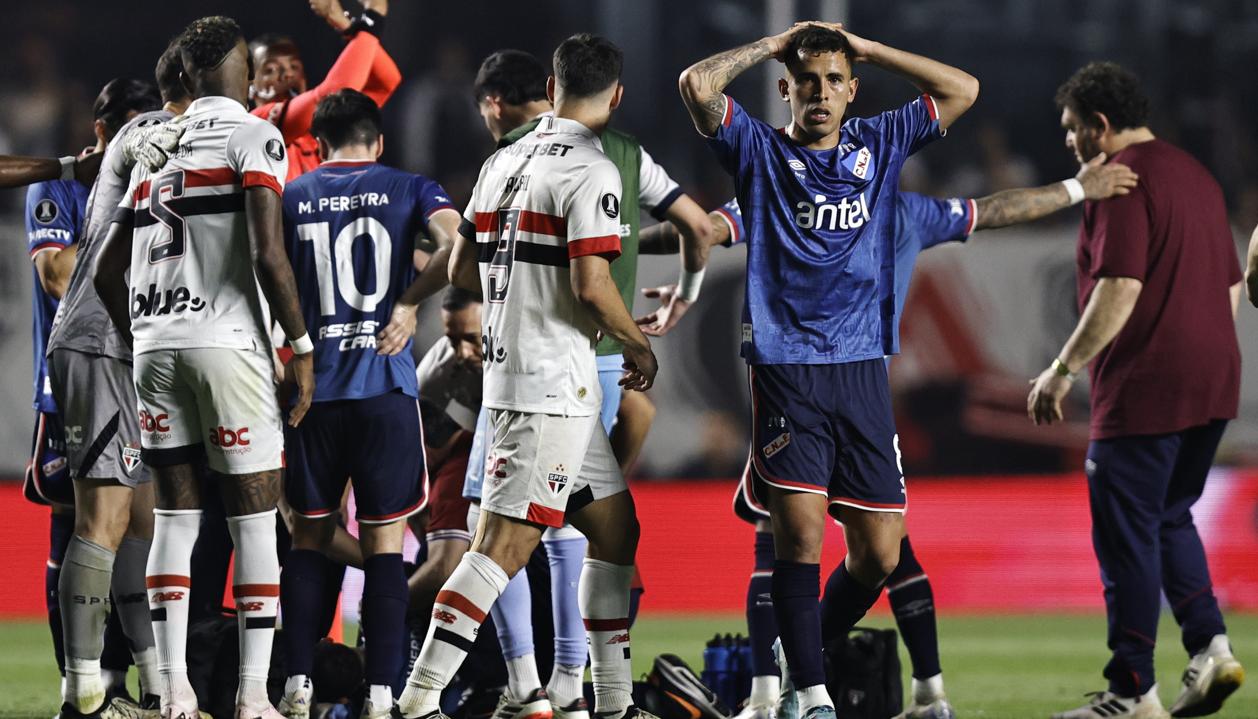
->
[723, 191, 974, 346]
[707, 94, 943, 363]
[26, 180, 88, 413]
[282, 161, 455, 402]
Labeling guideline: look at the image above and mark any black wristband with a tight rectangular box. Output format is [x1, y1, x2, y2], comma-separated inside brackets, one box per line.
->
[344, 9, 386, 39]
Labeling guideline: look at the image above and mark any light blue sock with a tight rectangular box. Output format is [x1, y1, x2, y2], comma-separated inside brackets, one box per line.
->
[544, 535, 589, 668]
[491, 568, 535, 661]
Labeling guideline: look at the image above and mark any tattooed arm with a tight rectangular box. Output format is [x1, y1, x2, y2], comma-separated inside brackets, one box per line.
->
[975, 153, 1138, 230]
[678, 24, 809, 136]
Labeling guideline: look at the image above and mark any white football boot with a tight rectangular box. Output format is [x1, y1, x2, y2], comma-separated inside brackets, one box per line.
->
[1051, 686, 1168, 719]
[1169, 634, 1244, 717]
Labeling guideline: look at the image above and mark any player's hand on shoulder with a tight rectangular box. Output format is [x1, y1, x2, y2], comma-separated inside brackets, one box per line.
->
[287, 353, 316, 427]
[377, 303, 418, 356]
[635, 284, 692, 337]
[123, 118, 187, 174]
[620, 339, 658, 393]
[1077, 152, 1138, 200]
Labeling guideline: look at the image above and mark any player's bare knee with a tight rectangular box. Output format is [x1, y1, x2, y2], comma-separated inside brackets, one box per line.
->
[291, 513, 336, 551]
[474, 514, 541, 577]
[359, 520, 405, 557]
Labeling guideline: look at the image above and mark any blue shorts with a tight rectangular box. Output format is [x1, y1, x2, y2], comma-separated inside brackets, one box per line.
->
[285, 389, 425, 524]
[24, 410, 72, 506]
[596, 353, 624, 434]
[747, 361, 906, 515]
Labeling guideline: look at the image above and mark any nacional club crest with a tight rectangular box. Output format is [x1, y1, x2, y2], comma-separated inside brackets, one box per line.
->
[841, 146, 873, 180]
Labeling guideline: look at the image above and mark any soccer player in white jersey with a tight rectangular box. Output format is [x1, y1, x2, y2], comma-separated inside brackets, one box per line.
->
[94, 16, 315, 719]
[396, 34, 657, 719]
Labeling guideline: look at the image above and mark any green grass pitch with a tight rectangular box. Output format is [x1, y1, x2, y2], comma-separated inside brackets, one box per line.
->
[0, 613, 1254, 718]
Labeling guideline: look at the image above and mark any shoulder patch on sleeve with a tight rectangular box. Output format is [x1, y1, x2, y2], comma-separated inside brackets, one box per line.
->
[265, 138, 286, 162]
[600, 193, 620, 219]
[33, 198, 59, 225]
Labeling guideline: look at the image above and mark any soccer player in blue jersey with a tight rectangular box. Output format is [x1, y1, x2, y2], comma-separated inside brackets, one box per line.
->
[640, 149, 1137, 719]
[277, 89, 462, 719]
[679, 22, 979, 719]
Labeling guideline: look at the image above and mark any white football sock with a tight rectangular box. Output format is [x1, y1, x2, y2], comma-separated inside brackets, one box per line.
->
[579, 559, 634, 715]
[148, 509, 201, 710]
[507, 653, 542, 700]
[548, 663, 585, 708]
[228, 510, 281, 710]
[797, 684, 833, 714]
[750, 675, 781, 707]
[398, 552, 508, 717]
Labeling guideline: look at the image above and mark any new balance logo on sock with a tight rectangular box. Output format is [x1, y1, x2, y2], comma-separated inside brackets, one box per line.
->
[433, 609, 457, 624]
[152, 591, 184, 602]
[606, 633, 630, 645]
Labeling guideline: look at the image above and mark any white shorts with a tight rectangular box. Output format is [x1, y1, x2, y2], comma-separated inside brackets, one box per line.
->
[466, 500, 586, 541]
[481, 409, 626, 528]
[133, 347, 283, 475]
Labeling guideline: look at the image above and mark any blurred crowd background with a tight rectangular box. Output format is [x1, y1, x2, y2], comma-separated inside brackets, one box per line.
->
[1, 0, 1257, 480]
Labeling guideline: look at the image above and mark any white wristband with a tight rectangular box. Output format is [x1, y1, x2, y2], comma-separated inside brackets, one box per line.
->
[290, 333, 314, 355]
[59, 156, 75, 182]
[677, 267, 706, 303]
[1062, 178, 1086, 206]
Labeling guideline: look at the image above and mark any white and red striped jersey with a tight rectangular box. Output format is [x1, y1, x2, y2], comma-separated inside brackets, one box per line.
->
[118, 96, 288, 355]
[462, 115, 623, 416]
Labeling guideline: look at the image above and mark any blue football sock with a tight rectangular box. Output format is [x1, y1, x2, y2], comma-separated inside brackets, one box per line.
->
[748, 531, 780, 677]
[280, 548, 326, 677]
[48, 512, 74, 675]
[771, 560, 825, 689]
[820, 560, 882, 643]
[886, 536, 941, 680]
[542, 535, 588, 668]
[491, 567, 535, 661]
[362, 553, 408, 690]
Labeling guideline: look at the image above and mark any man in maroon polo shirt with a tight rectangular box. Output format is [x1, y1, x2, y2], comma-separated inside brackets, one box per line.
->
[1028, 62, 1245, 719]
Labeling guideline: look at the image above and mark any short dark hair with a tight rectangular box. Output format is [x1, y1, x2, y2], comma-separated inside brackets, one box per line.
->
[1055, 62, 1150, 131]
[441, 286, 480, 312]
[179, 16, 243, 77]
[553, 33, 622, 98]
[784, 25, 854, 72]
[311, 89, 382, 149]
[249, 33, 300, 61]
[93, 78, 161, 139]
[155, 38, 189, 105]
[474, 50, 548, 105]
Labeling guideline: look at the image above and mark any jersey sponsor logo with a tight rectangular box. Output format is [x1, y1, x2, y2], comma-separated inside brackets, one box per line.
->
[130, 283, 207, 319]
[138, 410, 171, 434]
[794, 192, 872, 231]
[296, 192, 391, 214]
[547, 465, 569, 495]
[33, 199, 59, 224]
[763, 432, 791, 459]
[600, 192, 620, 219]
[265, 138, 285, 162]
[209, 426, 251, 452]
[121, 443, 142, 475]
[481, 330, 508, 364]
[502, 141, 574, 159]
[28, 227, 73, 242]
[318, 320, 381, 351]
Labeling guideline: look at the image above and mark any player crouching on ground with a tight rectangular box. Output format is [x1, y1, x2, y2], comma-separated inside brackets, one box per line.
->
[396, 33, 658, 719]
[276, 88, 462, 719]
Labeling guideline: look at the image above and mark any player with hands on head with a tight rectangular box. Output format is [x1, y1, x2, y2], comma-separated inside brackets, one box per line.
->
[397, 33, 657, 719]
[94, 16, 314, 719]
[680, 21, 977, 719]
[275, 88, 460, 719]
